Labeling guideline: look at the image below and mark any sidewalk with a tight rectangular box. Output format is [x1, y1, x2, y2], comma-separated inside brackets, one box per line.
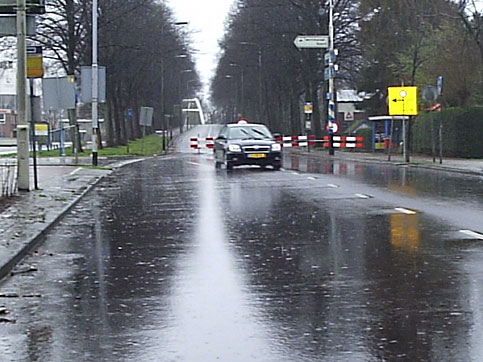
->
[0, 156, 146, 281]
[287, 148, 483, 176]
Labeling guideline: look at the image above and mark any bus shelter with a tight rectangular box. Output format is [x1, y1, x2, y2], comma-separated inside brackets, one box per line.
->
[368, 116, 409, 157]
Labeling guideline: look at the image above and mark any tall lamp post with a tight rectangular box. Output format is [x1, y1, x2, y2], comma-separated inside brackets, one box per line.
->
[92, 0, 99, 166]
[328, 0, 336, 156]
[230, 63, 244, 117]
[240, 41, 262, 121]
[160, 22, 188, 129]
[179, 69, 193, 129]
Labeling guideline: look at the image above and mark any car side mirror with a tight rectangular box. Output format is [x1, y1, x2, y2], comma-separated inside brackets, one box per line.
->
[216, 135, 226, 141]
[272, 133, 281, 138]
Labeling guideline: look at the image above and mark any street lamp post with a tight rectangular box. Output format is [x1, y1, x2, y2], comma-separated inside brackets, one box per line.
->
[328, 0, 336, 156]
[160, 22, 188, 130]
[92, 0, 99, 166]
[240, 42, 262, 121]
[230, 63, 244, 117]
[179, 69, 193, 129]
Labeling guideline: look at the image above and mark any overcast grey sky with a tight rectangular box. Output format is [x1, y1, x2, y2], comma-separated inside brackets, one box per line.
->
[167, 0, 235, 99]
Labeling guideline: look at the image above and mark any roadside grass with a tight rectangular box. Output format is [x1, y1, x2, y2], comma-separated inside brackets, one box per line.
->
[30, 134, 165, 158]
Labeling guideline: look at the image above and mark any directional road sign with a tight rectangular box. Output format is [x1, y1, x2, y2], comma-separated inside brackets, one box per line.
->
[388, 86, 418, 116]
[294, 35, 329, 49]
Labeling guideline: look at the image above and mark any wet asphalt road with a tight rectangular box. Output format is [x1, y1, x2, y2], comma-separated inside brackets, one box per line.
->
[1, 126, 483, 361]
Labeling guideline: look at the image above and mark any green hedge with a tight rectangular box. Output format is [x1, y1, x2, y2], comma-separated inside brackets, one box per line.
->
[355, 127, 372, 151]
[411, 106, 483, 158]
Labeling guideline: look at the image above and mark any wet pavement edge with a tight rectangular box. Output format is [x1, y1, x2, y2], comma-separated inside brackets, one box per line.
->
[0, 158, 147, 282]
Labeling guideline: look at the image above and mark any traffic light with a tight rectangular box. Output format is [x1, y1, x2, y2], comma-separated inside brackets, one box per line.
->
[0, 0, 46, 15]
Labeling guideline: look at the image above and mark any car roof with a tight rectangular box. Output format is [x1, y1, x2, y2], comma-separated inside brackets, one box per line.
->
[226, 122, 266, 127]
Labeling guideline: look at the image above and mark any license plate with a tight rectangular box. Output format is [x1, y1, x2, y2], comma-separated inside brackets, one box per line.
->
[247, 153, 266, 158]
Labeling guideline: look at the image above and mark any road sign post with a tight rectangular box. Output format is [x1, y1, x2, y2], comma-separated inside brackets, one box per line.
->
[293, 35, 329, 49]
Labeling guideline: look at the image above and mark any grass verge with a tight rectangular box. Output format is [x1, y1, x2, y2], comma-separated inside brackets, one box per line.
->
[29, 135, 165, 158]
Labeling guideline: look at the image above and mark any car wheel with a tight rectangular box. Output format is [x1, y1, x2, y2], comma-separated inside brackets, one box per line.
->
[273, 164, 281, 171]
[215, 161, 222, 169]
[224, 152, 234, 170]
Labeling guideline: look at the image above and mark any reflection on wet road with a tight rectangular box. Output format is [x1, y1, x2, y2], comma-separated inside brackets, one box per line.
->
[1, 148, 483, 361]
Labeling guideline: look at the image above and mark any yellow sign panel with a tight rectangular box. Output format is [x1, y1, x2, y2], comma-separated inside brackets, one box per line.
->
[27, 56, 44, 78]
[34, 123, 48, 136]
[388, 86, 418, 116]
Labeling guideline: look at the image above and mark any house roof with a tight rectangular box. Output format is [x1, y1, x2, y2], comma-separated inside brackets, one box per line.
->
[337, 89, 375, 103]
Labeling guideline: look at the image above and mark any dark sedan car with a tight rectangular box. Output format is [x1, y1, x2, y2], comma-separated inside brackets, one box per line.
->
[214, 121, 282, 170]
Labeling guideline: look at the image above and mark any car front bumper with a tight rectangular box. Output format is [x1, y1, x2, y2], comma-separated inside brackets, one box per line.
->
[226, 152, 282, 166]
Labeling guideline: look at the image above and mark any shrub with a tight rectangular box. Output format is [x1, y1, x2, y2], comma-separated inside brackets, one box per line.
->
[411, 106, 483, 158]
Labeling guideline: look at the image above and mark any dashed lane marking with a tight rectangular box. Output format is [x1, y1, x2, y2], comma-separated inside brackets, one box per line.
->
[68, 168, 82, 176]
[459, 230, 483, 240]
[355, 193, 372, 199]
[327, 184, 339, 188]
[394, 207, 417, 215]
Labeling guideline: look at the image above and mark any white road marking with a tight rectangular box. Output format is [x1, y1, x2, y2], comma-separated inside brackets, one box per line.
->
[187, 162, 202, 166]
[355, 193, 371, 199]
[459, 230, 483, 240]
[394, 207, 417, 215]
[68, 168, 82, 176]
[327, 184, 339, 188]
[307, 177, 317, 180]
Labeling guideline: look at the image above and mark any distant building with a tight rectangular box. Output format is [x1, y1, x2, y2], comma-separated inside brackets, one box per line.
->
[336, 89, 373, 132]
[0, 67, 17, 137]
[0, 109, 16, 137]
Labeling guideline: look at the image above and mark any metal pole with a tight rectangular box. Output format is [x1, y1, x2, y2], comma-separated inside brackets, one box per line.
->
[403, 118, 407, 162]
[258, 48, 262, 122]
[91, 0, 99, 166]
[430, 111, 436, 163]
[439, 118, 443, 164]
[29, 79, 38, 189]
[16, 0, 29, 191]
[328, 0, 335, 156]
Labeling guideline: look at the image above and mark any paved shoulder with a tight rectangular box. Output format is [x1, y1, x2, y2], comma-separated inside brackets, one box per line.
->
[0, 167, 111, 281]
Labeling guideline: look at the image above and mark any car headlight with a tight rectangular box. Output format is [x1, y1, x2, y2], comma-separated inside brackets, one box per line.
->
[271, 143, 282, 152]
[228, 144, 242, 152]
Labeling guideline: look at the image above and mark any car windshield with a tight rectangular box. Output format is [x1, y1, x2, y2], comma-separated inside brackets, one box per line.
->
[227, 126, 272, 140]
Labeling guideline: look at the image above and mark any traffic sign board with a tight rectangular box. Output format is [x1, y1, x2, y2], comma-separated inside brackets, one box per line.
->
[294, 35, 329, 49]
[324, 49, 338, 65]
[326, 122, 339, 134]
[304, 102, 313, 114]
[27, 46, 43, 78]
[388, 86, 418, 116]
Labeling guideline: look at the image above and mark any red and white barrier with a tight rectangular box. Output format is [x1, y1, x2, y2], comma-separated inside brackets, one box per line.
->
[275, 135, 364, 148]
[190, 135, 364, 149]
[190, 137, 215, 150]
